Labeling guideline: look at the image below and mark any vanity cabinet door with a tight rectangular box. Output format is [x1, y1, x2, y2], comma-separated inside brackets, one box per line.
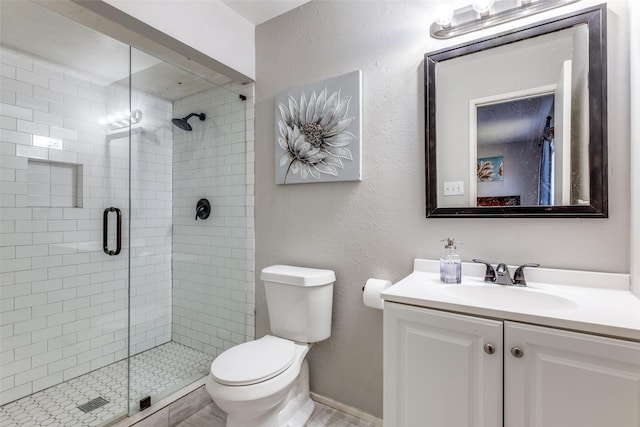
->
[384, 302, 503, 427]
[504, 322, 640, 427]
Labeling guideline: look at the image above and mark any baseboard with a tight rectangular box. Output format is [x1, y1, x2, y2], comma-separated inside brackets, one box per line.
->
[310, 392, 383, 426]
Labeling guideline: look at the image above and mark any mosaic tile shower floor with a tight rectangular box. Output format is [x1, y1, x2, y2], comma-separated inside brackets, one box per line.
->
[0, 342, 213, 427]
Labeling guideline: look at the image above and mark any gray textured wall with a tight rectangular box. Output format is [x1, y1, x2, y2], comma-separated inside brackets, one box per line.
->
[255, 0, 630, 418]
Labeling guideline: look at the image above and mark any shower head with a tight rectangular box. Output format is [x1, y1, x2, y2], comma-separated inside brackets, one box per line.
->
[171, 113, 206, 131]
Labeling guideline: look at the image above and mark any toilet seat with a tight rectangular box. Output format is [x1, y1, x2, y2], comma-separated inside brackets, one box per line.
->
[211, 335, 296, 386]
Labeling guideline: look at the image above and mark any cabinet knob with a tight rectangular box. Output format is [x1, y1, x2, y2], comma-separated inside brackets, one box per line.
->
[483, 343, 496, 354]
[511, 347, 524, 358]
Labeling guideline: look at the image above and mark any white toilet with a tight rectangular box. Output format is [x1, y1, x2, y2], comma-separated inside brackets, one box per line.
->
[206, 265, 335, 427]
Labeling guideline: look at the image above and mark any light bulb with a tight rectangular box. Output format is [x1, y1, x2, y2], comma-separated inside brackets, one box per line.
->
[435, 4, 455, 28]
[473, 0, 495, 16]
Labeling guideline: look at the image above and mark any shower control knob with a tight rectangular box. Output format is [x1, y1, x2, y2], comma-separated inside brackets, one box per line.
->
[195, 198, 211, 220]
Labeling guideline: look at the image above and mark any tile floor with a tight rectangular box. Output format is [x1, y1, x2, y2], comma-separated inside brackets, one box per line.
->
[0, 342, 213, 427]
[176, 399, 379, 427]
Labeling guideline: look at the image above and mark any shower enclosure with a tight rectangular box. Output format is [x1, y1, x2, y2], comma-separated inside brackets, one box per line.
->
[0, 2, 253, 426]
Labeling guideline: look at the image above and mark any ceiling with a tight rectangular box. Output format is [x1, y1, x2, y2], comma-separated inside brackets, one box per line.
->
[221, 0, 311, 24]
[477, 94, 555, 146]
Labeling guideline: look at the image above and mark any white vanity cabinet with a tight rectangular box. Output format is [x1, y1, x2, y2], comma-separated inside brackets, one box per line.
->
[505, 321, 640, 427]
[384, 301, 640, 427]
[383, 302, 503, 427]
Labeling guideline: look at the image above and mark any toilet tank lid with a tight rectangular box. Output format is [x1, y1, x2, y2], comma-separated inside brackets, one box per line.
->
[261, 265, 335, 286]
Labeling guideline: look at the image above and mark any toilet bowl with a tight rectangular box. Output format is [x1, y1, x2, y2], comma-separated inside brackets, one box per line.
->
[205, 265, 335, 427]
[206, 336, 313, 427]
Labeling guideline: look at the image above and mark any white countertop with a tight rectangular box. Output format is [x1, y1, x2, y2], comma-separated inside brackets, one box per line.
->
[381, 259, 640, 342]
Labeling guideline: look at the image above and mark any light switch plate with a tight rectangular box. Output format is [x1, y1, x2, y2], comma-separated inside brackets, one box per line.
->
[443, 181, 464, 196]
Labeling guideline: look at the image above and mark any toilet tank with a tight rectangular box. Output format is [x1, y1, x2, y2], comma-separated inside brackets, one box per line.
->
[260, 265, 335, 343]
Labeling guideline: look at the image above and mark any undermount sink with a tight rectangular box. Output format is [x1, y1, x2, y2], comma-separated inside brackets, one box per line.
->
[442, 283, 579, 311]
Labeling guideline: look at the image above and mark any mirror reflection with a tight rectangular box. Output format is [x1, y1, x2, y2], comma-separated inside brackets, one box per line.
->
[475, 92, 590, 207]
[476, 94, 555, 207]
[436, 24, 588, 208]
[425, 5, 607, 218]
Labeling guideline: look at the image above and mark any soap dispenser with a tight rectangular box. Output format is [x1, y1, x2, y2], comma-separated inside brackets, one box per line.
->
[440, 238, 461, 284]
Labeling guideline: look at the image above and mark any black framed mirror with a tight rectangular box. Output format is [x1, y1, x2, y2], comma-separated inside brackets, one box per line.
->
[425, 5, 607, 218]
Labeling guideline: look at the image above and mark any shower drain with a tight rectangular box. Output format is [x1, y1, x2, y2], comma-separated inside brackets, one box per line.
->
[77, 397, 109, 413]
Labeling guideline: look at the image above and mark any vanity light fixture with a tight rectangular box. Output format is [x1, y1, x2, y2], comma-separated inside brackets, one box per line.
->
[99, 109, 143, 130]
[430, 0, 580, 39]
[472, 0, 495, 17]
[434, 3, 455, 28]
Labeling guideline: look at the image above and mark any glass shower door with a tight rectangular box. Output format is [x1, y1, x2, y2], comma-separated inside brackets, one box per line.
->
[0, 2, 132, 425]
[125, 46, 251, 414]
[125, 47, 218, 414]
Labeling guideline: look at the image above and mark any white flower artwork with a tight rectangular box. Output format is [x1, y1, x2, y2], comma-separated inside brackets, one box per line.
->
[275, 70, 362, 184]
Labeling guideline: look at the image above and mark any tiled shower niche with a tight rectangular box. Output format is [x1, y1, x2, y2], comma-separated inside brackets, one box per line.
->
[27, 159, 83, 208]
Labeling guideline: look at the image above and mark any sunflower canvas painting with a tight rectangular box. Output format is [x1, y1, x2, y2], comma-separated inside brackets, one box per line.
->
[275, 70, 362, 184]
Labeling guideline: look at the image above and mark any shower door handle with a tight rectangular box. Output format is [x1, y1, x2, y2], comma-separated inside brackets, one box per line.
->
[103, 207, 122, 256]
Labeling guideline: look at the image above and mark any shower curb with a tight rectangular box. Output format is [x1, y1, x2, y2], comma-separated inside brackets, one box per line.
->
[109, 377, 209, 427]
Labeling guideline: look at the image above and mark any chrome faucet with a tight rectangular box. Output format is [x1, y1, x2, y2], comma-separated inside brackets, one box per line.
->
[473, 259, 539, 286]
[495, 263, 512, 285]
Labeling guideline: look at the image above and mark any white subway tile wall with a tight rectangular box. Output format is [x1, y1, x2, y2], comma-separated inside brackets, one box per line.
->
[171, 84, 254, 356]
[128, 88, 174, 359]
[0, 46, 174, 405]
